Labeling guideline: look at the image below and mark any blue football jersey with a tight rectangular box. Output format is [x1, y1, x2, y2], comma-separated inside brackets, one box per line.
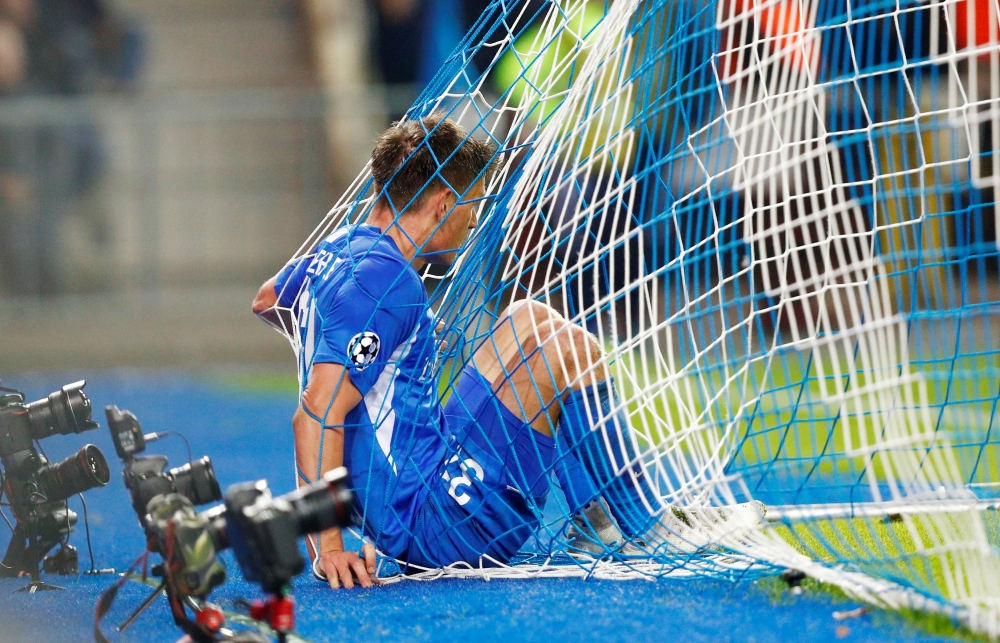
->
[275, 224, 449, 556]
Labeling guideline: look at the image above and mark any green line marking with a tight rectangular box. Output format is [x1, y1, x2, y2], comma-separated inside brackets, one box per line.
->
[756, 575, 989, 642]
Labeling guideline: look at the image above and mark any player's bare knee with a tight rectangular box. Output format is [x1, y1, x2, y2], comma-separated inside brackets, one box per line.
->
[493, 301, 591, 388]
[500, 298, 537, 320]
[501, 299, 564, 332]
[581, 327, 603, 361]
[530, 319, 570, 356]
[544, 321, 598, 354]
[525, 322, 597, 389]
[560, 325, 605, 389]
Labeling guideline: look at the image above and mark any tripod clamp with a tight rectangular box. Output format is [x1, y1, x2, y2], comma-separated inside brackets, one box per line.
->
[247, 592, 295, 642]
[184, 593, 294, 643]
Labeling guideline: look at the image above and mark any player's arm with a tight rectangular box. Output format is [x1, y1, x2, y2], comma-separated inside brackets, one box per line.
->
[251, 276, 283, 329]
[253, 275, 295, 332]
[293, 361, 378, 589]
[253, 257, 311, 331]
[299, 255, 419, 587]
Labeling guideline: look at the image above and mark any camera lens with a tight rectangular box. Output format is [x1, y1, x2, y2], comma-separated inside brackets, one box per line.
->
[25, 381, 99, 440]
[169, 456, 222, 506]
[285, 467, 354, 536]
[36, 444, 111, 504]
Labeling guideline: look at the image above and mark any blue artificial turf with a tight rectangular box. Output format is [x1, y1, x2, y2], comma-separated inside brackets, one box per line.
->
[0, 370, 968, 643]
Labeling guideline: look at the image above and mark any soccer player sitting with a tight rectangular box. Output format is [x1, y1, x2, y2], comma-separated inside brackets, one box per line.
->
[252, 115, 676, 589]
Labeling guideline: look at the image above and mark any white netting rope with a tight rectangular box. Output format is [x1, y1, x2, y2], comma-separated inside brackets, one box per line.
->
[269, 0, 1000, 634]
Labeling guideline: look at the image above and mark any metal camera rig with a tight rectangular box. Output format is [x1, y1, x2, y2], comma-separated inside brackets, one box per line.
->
[101, 404, 224, 634]
[97, 406, 355, 643]
[106, 405, 222, 528]
[0, 380, 111, 592]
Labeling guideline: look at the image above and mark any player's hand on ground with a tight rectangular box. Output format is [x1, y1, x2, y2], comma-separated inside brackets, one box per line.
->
[320, 543, 379, 589]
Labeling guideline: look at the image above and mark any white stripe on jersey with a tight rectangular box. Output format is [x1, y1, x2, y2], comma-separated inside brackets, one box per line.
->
[295, 282, 317, 387]
[363, 327, 418, 476]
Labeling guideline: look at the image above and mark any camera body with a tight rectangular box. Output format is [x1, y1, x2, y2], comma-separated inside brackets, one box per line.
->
[223, 468, 354, 594]
[146, 494, 228, 598]
[106, 406, 222, 527]
[145, 468, 355, 598]
[0, 381, 110, 577]
[0, 381, 99, 474]
[101, 426, 356, 642]
[1, 444, 110, 519]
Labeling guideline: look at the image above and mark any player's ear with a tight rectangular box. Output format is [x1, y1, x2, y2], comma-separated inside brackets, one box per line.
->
[434, 187, 453, 222]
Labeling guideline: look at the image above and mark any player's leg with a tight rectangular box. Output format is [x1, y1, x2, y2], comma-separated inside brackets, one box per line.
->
[472, 300, 604, 514]
[473, 300, 657, 538]
[472, 299, 603, 434]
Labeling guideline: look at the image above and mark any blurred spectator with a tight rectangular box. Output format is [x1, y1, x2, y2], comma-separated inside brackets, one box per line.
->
[94, 10, 145, 92]
[22, 0, 102, 95]
[0, 17, 39, 295]
[371, 0, 422, 89]
[369, 0, 497, 119]
[0, 18, 23, 89]
[0, 0, 143, 296]
[0, 0, 30, 29]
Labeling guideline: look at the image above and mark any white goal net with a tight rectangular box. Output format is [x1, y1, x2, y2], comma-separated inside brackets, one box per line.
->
[269, 0, 1000, 633]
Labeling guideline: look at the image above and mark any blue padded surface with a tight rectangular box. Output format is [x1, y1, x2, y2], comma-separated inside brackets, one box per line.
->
[0, 371, 960, 643]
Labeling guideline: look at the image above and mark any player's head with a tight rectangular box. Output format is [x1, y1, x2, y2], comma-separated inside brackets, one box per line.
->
[371, 114, 497, 265]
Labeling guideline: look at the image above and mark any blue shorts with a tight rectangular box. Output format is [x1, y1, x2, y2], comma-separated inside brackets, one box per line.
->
[402, 366, 555, 569]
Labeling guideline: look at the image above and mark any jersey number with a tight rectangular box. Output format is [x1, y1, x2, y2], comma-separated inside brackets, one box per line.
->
[441, 454, 484, 506]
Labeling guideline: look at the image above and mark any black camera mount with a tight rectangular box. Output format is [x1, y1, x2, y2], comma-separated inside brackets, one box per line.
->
[96, 468, 355, 643]
[99, 405, 226, 635]
[0, 380, 111, 592]
[106, 405, 222, 529]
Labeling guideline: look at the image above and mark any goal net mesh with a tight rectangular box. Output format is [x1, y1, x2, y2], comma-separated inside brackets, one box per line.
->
[269, 0, 1000, 632]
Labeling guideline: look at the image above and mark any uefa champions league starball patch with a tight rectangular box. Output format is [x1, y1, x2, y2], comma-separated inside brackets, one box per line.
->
[348, 332, 380, 369]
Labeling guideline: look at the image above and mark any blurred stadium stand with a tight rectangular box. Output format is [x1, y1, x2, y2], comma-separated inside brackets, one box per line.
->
[1, 0, 419, 371]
